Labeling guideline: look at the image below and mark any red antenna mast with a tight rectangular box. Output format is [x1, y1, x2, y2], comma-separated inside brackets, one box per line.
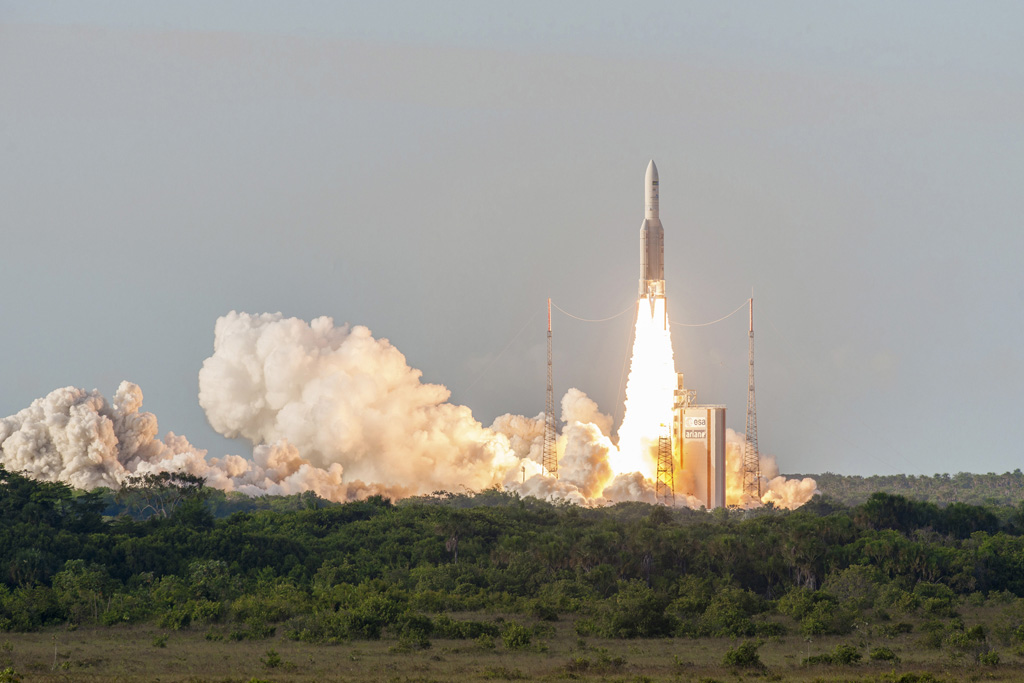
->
[742, 296, 761, 498]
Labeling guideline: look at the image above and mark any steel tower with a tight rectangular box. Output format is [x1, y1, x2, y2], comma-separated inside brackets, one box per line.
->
[655, 429, 674, 506]
[743, 298, 761, 498]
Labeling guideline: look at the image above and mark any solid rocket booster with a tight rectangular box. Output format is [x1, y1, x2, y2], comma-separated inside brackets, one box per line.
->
[639, 160, 666, 322]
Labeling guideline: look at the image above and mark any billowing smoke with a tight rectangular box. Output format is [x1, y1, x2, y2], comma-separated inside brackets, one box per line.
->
[197, 311, 519, 496]
[0, 383, 201, 491]
[0, 381, 356, 499]
[0, 311, 816, 510]
[723, 429, 819, 510]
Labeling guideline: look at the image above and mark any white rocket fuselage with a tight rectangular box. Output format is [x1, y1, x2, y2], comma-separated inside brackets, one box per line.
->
[639, 160, 666, 321]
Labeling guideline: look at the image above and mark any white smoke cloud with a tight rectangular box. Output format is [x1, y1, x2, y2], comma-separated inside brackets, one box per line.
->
[724, 428, 819, 509]
[489, 412, 544, 462]
[197, 311, 520, 496]
[560, 387, 613, 437]
[0, 382, 203, 490]
[0, 311, 816, 510]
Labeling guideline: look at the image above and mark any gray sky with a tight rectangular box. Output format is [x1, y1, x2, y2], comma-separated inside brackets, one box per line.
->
[2, 1, 1022, 477]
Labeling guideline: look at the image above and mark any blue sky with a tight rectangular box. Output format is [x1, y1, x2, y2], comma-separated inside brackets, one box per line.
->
[2, 1, 1022, 476]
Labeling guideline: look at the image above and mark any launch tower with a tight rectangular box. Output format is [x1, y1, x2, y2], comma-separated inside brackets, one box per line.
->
[742, 298, 761, 498]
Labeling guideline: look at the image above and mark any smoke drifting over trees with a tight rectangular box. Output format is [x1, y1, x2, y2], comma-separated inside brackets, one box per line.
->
[0, 312, 816, 509]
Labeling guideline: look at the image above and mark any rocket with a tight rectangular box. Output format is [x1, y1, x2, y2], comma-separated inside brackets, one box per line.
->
[639, 160, 666, 324]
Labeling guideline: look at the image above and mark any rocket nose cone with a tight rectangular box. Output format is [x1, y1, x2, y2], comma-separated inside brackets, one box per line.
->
[646, 159, 658, 182]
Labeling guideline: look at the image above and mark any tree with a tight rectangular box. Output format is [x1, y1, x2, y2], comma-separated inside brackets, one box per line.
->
[115, 472, 208, 519]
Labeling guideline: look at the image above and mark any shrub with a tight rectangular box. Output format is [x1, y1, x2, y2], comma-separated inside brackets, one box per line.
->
[803, 643, 861, 666]
[875, 585, 921, 614]
[821, 565, 884, 611]
[668, 576, 715, 617]
[599, 580, 674, 638]
[284, 611, 348, 643]
[887, 674, 940, 683]
[480, 665, 527, 680]
[880, 622, 914, 638]
[777, 587, 824, 620]
[261, 649, 282, 668]
[189, 599, 224, 624]
[531, 601, 558, 622]
[754, 620, 787, 637]
[432, 614, 499, 639]
[564, 656, 590, 673]
[396, 611, 433, 649]
[870, 646, 900, 662]
[100, 593, 150, 626]
[52, 560, 110, 625]
[831, 643, 862, 665]
[699, 589, 759, 638]
[158, 606, 191, 631]
[800, 600, 854, 636]
[722, 641, 764, 669]
[945, 625, 992, 663]
[501, 622, 531, 650]
[574, 619, 595, 636]
[151, 635, 167, 648]
[229, 623, 275, 641]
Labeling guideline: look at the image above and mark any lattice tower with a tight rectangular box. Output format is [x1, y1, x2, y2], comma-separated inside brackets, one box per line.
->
[542, 298, 558, 477]
[743, 297, 761, 497]
[656, 428, 674, 507]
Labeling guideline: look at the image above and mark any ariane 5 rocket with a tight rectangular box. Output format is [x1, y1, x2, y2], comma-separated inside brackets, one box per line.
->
[639, 159, 666, 326]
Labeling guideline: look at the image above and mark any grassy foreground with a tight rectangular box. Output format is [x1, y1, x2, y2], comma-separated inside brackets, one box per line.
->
[1, 619, 1022, 683]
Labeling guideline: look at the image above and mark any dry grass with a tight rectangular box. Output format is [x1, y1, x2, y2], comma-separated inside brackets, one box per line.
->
[0, 620, 1022, 682]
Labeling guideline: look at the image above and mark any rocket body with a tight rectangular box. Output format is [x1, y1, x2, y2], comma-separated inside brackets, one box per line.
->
[639, 160, 666, 322]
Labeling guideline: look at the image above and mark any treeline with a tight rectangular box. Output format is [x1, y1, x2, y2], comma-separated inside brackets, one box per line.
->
[802, 470, 1024, 507]
[5, 465, 1024, 654]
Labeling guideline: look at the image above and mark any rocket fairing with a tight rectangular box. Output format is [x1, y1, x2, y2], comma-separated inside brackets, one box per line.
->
[639, 160, 666, 323]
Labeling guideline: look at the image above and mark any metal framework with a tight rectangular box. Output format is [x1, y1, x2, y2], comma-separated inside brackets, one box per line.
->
[656, 430, 674, 506]
[542, 298, 558, 477]
[671, 376, 696, 509]
[743, 297, 762, 498]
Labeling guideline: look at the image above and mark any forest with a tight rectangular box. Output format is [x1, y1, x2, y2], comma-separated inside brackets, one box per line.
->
[808, 470, 1024, 507]
[4, 466, 1024, 680]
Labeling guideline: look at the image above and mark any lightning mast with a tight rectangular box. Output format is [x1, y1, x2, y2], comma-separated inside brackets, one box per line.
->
[743, 297, 761, 498]
[656, 429, 674, 507]
[542, 298, 558, 477]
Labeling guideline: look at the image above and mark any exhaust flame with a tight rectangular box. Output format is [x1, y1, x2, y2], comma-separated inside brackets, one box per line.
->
[613, 298, 676, 479]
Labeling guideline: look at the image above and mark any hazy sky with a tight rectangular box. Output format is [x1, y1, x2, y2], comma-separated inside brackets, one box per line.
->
[2, 1, 1023, 477]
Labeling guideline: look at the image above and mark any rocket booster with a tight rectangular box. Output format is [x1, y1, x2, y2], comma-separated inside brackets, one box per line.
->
[639, 160, 666, 322]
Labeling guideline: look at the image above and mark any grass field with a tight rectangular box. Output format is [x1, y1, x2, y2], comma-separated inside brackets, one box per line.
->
[0, 618, 1022, 683]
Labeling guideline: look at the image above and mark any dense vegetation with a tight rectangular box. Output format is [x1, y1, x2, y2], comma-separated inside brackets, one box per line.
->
[805, 470, 1024, 507]
[6, 463, 1024, 671]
